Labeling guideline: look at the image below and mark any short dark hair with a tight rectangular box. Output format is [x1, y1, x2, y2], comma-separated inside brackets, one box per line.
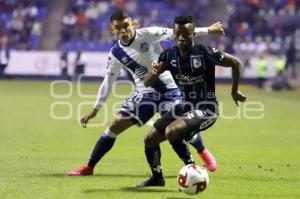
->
[174, 15, 194, 25]
[110, 10, 129, 22]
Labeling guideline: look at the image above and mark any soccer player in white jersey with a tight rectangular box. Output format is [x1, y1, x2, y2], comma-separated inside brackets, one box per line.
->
[67, 11, 224, 176]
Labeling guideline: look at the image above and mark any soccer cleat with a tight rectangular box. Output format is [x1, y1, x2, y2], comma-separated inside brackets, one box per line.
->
[136, 176, 165, 187]
[199, 148, 217, 172]
[67, 165, 93, 176]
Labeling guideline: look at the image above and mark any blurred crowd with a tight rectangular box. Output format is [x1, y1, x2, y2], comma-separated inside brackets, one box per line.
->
[0, 0, 299, 88]
[218, 0, 300, 89]
[220, 0, 300, 55]
[0, 0, 299, 58]
[61, 0, 212, 51]
[0, 0, 47, 50]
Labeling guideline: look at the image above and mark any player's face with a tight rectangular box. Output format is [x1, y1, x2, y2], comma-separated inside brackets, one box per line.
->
[173, 23, 195, 50]
[111, 17, 135, 44]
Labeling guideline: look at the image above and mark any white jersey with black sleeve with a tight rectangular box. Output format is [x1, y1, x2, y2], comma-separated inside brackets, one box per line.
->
[93, 27, 208, 110]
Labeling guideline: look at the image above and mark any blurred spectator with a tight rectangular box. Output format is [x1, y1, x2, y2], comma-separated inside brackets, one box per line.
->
[61, 11, 77, 42]
[60, 0, 214, 51]
[0, 0, 299, 54]
[275, 54, 286, 76]
[59, 47, 69, 77]
[85, 1, 99, 24]
[12, 4, 26, 19]
[62, 11, 77, 26]
[271, 55, 294, 91]
[113, 0, 125, 10]
[25, 2, 38, 21]
[97, 1, 109, 15]
[17, 29, 31, 50]
[0, 36, 10, 78]
[31, 19, 42, 36]
[256, 54, 267, 88]
[0, 0, 46, 50]
[285, 41, 297, 78]
[10, 11, 25, 35]
[74, 49, 86, 81]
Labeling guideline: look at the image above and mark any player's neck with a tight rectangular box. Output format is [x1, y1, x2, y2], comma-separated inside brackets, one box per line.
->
[179, 43, 195, 58]
[120, 29, 136, 46]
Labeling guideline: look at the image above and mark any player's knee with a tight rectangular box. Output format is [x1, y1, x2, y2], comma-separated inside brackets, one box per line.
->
[165, 126, 179, 142]
[104, 128, 118, 138]
[109, 121, 123, 135]
[109, 117, 132, 134]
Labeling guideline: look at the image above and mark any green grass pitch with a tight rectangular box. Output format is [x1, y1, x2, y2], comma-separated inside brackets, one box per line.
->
[0, 80, 299, 199]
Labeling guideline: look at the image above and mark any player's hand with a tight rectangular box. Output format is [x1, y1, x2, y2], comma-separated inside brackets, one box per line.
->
[150, 62, 164, 76]
[231, 90, 247, 106]
[208, 22, 225, 35]
[80, 109, 98, 128]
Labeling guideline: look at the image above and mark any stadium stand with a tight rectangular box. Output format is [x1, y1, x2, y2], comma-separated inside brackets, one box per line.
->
[0, 0, 47, 50]
[1, 0, 299, 54]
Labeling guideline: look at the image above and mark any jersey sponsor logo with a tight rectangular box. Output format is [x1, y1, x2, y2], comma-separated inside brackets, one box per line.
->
[121, 57, 129, 65]
[191, 55, 202, 69]
[121, 56, 135, 67]
[140, 42, 149, 52]
[175, 74, 204, 85]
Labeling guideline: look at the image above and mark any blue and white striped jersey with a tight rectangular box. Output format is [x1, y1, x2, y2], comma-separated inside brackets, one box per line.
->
[94, 27, 208, 110]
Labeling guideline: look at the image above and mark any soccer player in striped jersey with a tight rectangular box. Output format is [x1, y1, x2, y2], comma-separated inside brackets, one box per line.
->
[67, 11, 224, 176]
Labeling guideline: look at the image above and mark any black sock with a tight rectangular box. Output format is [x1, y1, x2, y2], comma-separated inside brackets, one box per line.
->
[87, 134, 116, 168]
[170, 139, 194, 165]
[188, 133, 205, 153]
[145, 146, 163, 179]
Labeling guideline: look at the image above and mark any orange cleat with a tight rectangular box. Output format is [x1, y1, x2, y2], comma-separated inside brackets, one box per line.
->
[67, 165, 93, 176]
[199, 149, 217, 172]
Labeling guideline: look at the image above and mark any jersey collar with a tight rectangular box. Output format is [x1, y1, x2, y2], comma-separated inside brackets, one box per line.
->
[175, 45, 197, 59]
[119, 30, 136, 47]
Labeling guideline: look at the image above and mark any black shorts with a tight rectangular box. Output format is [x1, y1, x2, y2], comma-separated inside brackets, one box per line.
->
[154, 104, 218, 140]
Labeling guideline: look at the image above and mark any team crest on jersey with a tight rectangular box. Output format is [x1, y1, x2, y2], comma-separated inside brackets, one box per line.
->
[191, 55, 202, 69]
[140, 42, 149, 52]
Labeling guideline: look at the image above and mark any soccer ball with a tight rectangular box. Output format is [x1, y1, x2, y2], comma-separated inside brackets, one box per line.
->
[177, 164, 209, 195]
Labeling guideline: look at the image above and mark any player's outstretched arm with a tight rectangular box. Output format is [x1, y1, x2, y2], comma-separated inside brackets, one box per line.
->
[80, 71, 117, 128]
[194, 22, 225, 36]
[219, 53, 247, 106]
[144, 62, 164, 87]
[80, 52, 121, 128]
[207, 22, 225, 35]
